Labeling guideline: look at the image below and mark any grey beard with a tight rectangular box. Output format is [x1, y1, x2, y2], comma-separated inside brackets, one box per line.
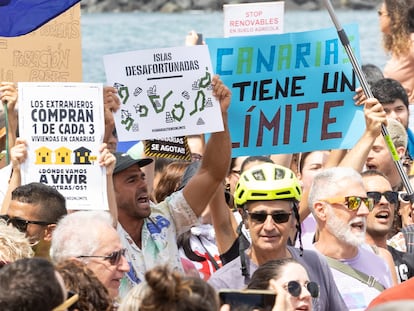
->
[326, 207, 366, 247]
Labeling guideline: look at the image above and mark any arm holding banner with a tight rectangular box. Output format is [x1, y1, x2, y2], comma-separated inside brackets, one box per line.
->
[324, 149, 347, 168]
[0, 137, 27, 214]
[183, 75, 232, 216]
[0, 82, 19, 158]
[298, 98, 385, 223]
[209, 183, 238, 254]
[98, 143, 118, 227]
[339, 98, 387, 171]
[103, 86, 120, 153]
[185, 30, 204, 46]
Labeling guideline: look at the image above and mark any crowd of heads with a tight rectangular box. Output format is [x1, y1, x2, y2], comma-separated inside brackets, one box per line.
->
[3, 5, 414, 309]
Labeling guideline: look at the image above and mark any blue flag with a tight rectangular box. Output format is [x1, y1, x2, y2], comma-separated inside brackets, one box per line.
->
[0, 0, 80, 37]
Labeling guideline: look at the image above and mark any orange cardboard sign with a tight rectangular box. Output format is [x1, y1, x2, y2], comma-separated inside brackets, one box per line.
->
[0, 3, 82, 82]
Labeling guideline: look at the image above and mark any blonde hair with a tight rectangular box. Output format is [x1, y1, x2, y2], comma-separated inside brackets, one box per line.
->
[387, 118, 408, 148]
[0, 219, 34, 262]
[382, 0, 412, 57]
[138, 265, 219, 311]
[118, 283, 150, 311]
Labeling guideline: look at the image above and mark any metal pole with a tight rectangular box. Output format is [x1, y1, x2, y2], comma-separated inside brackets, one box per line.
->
[322, 0, 414, 198]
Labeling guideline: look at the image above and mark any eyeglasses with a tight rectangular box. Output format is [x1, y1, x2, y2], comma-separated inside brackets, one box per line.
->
[0, 214, 55, 233]
[322, 196, 374, 212]
[377, 10, 388, 16]
[399, 192, 413, 204]
[77, 248, 127, 265]
[52, 291, 79, 311]
[191, 153, 203, 162]
[286, 280, 319, 298]
[367, 191, 399, 205]
[247, 211, 291, 224]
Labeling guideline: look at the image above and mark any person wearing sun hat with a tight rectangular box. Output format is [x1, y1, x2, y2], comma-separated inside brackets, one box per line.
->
[111, 75, 232, 297]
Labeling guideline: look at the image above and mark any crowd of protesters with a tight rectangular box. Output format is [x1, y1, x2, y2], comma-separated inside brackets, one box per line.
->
[3, 1, 414, 310]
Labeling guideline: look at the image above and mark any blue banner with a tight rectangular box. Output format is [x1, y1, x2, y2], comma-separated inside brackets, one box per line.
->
[0, 0, 80, 37]
[206, 24, 364, 157]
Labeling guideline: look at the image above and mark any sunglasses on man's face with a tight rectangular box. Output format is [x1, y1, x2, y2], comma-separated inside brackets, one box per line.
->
[247, 211, 291, 224]
[322, 196, 374, 212]
[0, 214, 54, 233]
[286, 280, 319, 298]
[77, 248, 127, 265]
[367, 191, 399, 205]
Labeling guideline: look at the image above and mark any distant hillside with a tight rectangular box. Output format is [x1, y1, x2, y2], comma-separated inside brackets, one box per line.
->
[80, 0, 381, 13]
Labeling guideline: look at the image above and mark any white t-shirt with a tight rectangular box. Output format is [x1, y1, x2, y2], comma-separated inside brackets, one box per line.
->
[117, 190, 199, 298]
[0, 164, 12, 207]
[311, 244, 392, 311]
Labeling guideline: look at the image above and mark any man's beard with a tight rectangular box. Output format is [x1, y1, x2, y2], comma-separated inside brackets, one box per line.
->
[326, 206, 366, 247]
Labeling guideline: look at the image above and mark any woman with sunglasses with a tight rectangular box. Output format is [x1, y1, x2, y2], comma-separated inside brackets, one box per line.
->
[247, 258, 319, 311]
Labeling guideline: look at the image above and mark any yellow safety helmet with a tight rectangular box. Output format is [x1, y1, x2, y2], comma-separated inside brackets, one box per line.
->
[234, 163, 302, 207]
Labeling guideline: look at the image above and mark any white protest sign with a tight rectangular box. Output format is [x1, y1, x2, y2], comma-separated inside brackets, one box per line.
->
[223, 1, 284, 37]
[103, 45, 223, 142]
[18, 82, 107, 211]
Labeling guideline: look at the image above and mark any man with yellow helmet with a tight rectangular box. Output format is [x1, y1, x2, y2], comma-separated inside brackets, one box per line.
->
[208, 163, 347, 311]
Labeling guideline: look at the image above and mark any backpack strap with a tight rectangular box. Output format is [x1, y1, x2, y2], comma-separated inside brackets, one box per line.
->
[196, 236, 220, 271]
[325, 256, 385, 292]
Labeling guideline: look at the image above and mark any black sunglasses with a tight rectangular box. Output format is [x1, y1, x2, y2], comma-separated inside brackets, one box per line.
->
[367, 191, 399, 205]
[0, 214, 54, 233]
[287, 280, 319, 298]
[77, 248, 126, 265]
[247, 212, 291, 224]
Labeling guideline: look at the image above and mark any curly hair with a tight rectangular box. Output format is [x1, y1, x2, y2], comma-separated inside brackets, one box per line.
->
[382, 0, 412, 57]
[139, 265, 219, 311]
[55, 260, 112, 311]
[118, 282, 150, 311]
[0, 219, 34, 262]
[153, 161, 190, 203]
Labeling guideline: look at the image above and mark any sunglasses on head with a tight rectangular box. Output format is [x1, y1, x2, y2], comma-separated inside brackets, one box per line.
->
[247, 211, 291, 224]
[0, 214, 54, 233]
[322, 196, 374, 212]
[287, 280, 319, 298]
[77, 248, 127, 265]
[367, 191, 399, 205]
[399, 192, 413, 204]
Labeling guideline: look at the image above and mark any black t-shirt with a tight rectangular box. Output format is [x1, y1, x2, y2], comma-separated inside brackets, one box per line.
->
[388, 245, 414, 282]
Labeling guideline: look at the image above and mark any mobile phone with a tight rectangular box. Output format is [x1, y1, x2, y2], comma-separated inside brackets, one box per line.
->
[219, 289, 276, 311]
[196, 33, 203, 45]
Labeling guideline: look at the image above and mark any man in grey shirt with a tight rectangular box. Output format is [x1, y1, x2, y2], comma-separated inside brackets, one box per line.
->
[208, 163, 348, 311]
